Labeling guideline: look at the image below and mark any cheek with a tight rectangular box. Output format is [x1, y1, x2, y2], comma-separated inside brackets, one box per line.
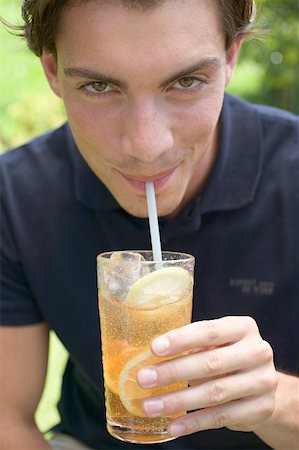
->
[61, 97, 120, 172]
[61, 90, 119, 145]
[175, 96, 222, 145]
[64, 101, 101, 139]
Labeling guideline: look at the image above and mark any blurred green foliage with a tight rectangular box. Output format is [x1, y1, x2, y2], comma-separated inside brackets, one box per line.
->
[0, 0, 298, 154]
[228, 0, 299, 113]
[0, 0, 66, 152]
[35, 332, 67, 434]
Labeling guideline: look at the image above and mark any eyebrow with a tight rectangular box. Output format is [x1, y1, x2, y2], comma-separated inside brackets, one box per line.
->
[160, 57, 223, 88]
[64, 67, 128, 89]
[63, 56, 222, 89]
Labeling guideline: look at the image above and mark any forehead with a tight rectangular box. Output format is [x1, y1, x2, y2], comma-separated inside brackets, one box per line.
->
[56, 0, 225, 79]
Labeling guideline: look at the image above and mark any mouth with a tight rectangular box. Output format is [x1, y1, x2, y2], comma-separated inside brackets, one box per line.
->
[117, 166, 178, 193]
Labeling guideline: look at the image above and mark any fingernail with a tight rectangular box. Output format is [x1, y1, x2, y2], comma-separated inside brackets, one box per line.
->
[169, 422, 186, 436]
[152, 337, 170, 355]
[137, 367, 157, 387]
[143, 399, 164, 416]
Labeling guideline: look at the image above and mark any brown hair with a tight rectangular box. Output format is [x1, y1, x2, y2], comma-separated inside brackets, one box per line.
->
[6, 0, 257, 56]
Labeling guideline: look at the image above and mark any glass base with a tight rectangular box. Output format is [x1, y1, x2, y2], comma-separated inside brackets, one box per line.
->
[107, 420, 177, 444]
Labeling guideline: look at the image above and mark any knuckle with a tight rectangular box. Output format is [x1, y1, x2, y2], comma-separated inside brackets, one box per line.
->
[262, 369, 278, 393]
[258, 397, 275, 420]
[209, 381, 225, 404]
[213, 409, 230, 429]
[270, 370, 278, 390]
[263, 341, 274, 361]
[248, 339, 273, 364]
[204, 319, 220, 341]
[204, 350, 220, 374]
[243, 316, 258, 332]
[257, 340, 274, 362]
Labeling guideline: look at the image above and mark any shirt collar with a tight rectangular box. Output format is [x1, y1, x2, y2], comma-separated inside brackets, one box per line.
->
[67, 93, 262, 216]
[200, 93, 262, 214]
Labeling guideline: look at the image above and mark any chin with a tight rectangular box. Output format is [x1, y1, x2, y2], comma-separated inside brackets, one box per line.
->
[115, 196, 147, 218]
[120, 198, 181, 219]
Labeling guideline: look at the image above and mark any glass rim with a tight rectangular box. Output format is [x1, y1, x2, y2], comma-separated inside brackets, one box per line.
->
[97, 250, 194, 264]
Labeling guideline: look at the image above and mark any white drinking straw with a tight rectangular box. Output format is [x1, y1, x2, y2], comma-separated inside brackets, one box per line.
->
[145, 182, 163, 264]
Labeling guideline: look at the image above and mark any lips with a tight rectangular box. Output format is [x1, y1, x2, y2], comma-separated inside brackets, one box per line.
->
[119, 167, 177, 193]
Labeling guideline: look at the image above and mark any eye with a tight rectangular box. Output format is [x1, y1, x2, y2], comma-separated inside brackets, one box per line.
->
[83, 81, 113, 94]
[173, 76, 204, 90]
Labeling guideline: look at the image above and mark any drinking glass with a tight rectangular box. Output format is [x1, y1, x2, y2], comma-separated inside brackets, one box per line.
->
[97, 250, 194, 444]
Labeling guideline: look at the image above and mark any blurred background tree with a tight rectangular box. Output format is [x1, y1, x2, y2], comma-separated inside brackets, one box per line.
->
[0, 0, 298, 153]
[228, 0, 299, 113]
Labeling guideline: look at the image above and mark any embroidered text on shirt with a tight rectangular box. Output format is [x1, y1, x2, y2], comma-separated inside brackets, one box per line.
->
[229, 278, 275, 296]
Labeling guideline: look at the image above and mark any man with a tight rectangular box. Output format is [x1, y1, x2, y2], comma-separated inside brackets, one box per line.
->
[0, 1, 298, 449]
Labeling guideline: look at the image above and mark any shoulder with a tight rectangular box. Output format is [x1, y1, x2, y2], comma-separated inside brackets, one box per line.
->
[225, 94, 299, 175]
[225, 93, 299, 127]
[0, 123, 76, 218]
[225, 93, 299, 143]
[0, 123, 70, 172]
[223, 95, 299, 211]
[253, 102, 299, 154]
[0, 124, 73, 192]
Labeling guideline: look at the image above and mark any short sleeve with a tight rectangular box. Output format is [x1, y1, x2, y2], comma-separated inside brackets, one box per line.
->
[0, 161, 44, 326]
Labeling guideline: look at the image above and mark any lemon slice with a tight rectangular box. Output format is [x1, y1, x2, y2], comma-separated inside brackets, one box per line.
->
[126, 267, 193, 309]
[103, 343, 138, 395]
[118, 349, 188, 417]
[118, 349, 164, 416]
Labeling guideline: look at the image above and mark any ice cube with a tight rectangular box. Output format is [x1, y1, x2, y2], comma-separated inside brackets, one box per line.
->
[103, 251, 147, 302]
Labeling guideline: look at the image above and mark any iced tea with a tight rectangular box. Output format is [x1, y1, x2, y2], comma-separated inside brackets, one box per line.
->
[97, 251, 194, 444]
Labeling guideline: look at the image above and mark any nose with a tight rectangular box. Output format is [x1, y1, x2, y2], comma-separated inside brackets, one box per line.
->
[121, 98, 174, 163]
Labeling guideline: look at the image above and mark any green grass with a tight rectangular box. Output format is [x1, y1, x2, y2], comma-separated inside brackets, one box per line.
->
[35, 332, 68, 434]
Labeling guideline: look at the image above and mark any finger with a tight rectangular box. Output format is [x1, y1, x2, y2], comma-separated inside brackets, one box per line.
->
[151, 316, 259, 357]
[142, 365, 276, 418]
[166, 393, 275, 437]
[138, 337, 273, 387]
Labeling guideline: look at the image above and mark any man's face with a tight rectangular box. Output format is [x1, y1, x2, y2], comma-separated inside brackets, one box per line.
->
[41, 0, 240, 217]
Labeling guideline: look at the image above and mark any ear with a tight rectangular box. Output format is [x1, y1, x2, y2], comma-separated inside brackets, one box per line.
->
[225, 37, 243, 86]
[40, 52, 62, 98]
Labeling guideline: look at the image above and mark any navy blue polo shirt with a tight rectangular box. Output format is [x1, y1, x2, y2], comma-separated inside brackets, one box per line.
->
[1, 94, 299, 449]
